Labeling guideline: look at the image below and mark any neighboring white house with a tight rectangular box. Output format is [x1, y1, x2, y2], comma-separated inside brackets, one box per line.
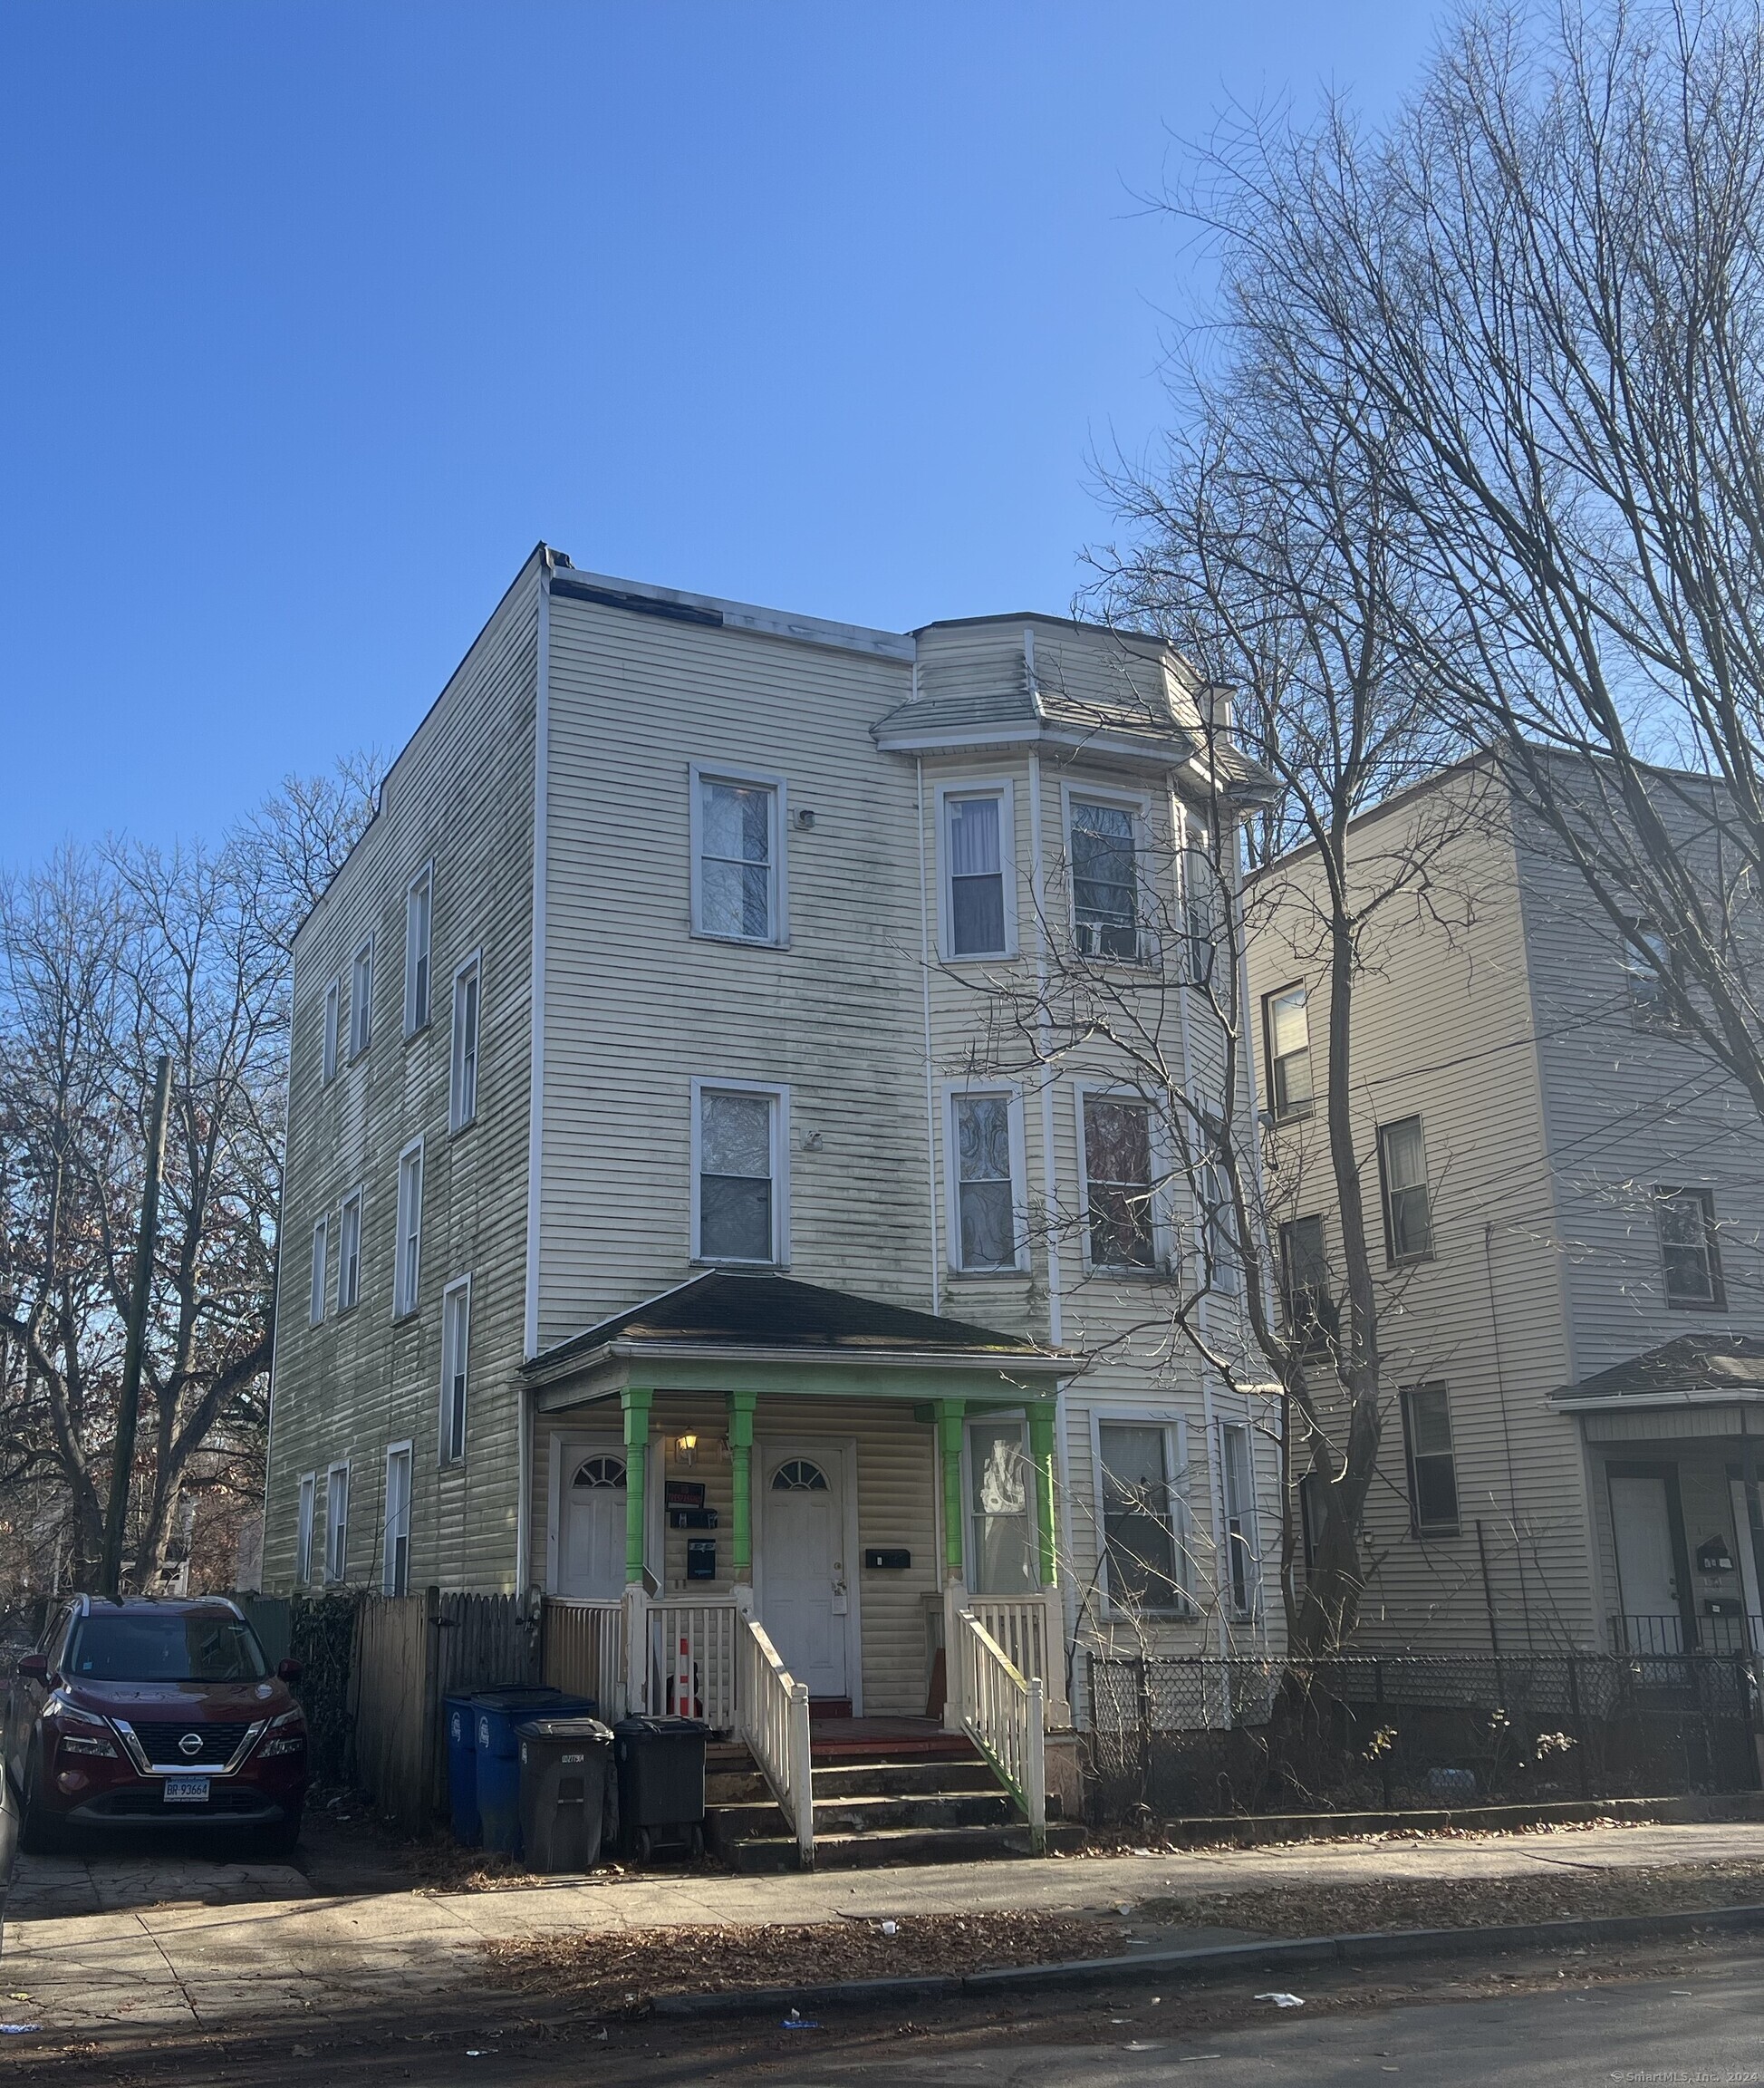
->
[1248, 756, 1764, 1658]
[262, 546, 1278, 1739]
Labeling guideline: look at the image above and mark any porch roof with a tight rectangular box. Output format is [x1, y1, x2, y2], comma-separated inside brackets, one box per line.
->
[1551, 1332, 1764, 1411]
[525, 1270, 1073, 1409]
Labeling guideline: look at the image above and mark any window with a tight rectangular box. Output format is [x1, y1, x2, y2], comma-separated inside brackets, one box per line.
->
[1378, 1116, 1433, 1263]
[308, 1216, 328, 1328]
[404, 867, 432, 1035]
[771, 1457, 830, 1492]
[1080, 1095, 1156, 1270]
[1181, 844, 1220, 985]
[1401, 1383, 1460, 1535]
[1656, 1186, 1723, 1309]
[295, 1473, 316, 1584]
[322, 979, 341, 1085]
[1625, 922, 1683, 1033]
[1198, 1160, 1241, 1295]
[324, 1464, 349, 1584]
[1219, 1420, 1260, 1617]
[383, 1444, 412, 1596]
[336, 1189, 362, 1313]
[1279, 1215, 1337, 1353]
[1297, 1469, 1322, 1575]
[1264, 985, 1313, 1119]
[394, 1142, 423, 1317]
[941, 787, 1013, 959]
[1069, 796, 1142, 962]
[449, 956, 481, 1132]
[969, 1418, 1033, 1593]
[574, 1455, 625, 1491]
[1099, 1421, 1189, 1612]
[350, 940, 373, 1058]
[439, 1279, 470, 1464]
[949, 1089, 1022, 1271]
[694, 1084, 786, 1264]
[691, 767, 784, 944]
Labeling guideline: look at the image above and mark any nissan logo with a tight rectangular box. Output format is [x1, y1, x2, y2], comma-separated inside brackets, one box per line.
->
[178, 1733, 203, 1758]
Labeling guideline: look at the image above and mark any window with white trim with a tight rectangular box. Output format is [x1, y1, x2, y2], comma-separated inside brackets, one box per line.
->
[949, 1088, 1021, 1271]
[1400, 1382, 1460, 1535]
[295, 1473, 316, 1583]
[1080, 1094, 1156, 1271]
[940, 788, 1013, 959]
[694, 1084, 786, 1264]
[692, 768, 783, 943]
[322, 979, 340, 1084]
[308, 1216, 328, 1327]
[1656, 1185, 1723, 1308]
[1219, 1420, 1260, 1618]
[439, 1279, 470, 1465]
[1197, 1159, 1241, 1295]
[1377, 1115, 1433, 1264]
[1068, 795, 1142, 961]
[450, 956, 481, 1132]
[337, 1188, 362, 1313]
[350, 940, 373, 1059]
[394, 1142, 423, 1317]
[1099, 1419, 1190, 1612]
[1264, 984, 1312, 1119]
[969, 1417, 1033, 1593]
[404, 867, 432, 1035]
[383, 1443, 412, 1595]
[324, 1463, 350, 1584]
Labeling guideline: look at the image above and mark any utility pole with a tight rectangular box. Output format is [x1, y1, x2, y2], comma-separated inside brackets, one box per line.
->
[101, 1053, 172, 1599]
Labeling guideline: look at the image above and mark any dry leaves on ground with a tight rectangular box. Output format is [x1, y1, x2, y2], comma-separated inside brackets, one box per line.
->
[483, 1910, 1116, 2010]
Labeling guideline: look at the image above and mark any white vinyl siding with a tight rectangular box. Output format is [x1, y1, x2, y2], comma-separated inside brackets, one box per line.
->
[394, 1140, 423, 1318]
[350, 940, 373, 1059]
[449, 954, 481, 1133]
[689, 763, 786, 945]
[946, 1086, 1026, 1272]
[383, 1443, 412, 1595]
[323, 1463, 350, 1585]
[439, 1278, 471, 1465]
[308, 1217, 328, 1328]
[337, 1187, 362, 1313]
[404, 865, 433, 1035]
[691, 1080, 789, 1265]
[938, 783, 1016, 960]
[295, 1473, 316, 1583]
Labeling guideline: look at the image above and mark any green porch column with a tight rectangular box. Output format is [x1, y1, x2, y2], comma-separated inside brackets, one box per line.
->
[622, 1386, 653, 1585]
[728, 1387, 757, 1581]
[1027, 1401, 1058, 1587]
[936, 1399, 967, 1579]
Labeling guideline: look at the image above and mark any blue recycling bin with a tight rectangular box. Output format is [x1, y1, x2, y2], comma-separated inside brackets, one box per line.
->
[472, 1687, 595, 1855]
[445, 1695, 481, 1846]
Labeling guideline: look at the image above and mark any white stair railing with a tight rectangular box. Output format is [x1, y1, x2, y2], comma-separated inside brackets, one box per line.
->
[646, 1599, 738, 1729]
[967, 1591, 1069, 1723]
[736, 1608, 815, 1870]
[956, 1608, 1046, 1853]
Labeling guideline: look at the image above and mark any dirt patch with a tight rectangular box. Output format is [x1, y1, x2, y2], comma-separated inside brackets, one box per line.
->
[1135, 1857, 1764, 1938]
[483, 1909, 1120, 2009]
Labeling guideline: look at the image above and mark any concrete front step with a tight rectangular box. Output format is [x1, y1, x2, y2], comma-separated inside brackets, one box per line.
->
[812, 1759, 1001, 1798]
[719, 1819, 1087, 1873]
[711, 1790, 1016, 1842]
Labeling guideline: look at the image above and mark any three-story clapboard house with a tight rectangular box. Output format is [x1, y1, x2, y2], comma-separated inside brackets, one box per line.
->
[262, 545, 1276, 1850]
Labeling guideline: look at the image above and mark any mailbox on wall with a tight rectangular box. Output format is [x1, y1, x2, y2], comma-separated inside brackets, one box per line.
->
[863, 1548, 911, 1571]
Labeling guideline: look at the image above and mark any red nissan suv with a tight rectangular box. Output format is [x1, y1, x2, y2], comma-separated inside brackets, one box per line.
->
[4, 1596, 308, 1852]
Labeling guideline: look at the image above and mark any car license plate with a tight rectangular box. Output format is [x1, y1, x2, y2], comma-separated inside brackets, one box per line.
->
[163, 1777, 210, 1803]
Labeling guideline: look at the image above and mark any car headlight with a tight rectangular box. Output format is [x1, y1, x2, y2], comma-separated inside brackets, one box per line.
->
[47, 1696, 118, 1757]
[258, 1707, 306, 1758]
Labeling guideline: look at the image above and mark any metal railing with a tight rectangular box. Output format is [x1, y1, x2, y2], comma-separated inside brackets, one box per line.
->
[541, 1598, 625, 1718]
[735, 1605, 815, 1870]
[1610, 1613, 1764, 1658]
[956, 1608, 1046, 1851]
[647, 1599, 738, 1729]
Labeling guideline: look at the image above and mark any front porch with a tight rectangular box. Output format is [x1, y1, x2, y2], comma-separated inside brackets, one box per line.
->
[524, 1271, 1078, 1864]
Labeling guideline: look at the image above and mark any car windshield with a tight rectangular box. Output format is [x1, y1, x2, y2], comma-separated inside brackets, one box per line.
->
[66, 1612, 268, 1683]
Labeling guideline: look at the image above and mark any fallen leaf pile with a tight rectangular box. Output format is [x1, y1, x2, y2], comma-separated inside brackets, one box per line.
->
[482, 1910, 1116, 2009]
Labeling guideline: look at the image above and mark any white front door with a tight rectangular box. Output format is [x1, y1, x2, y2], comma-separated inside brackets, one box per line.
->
[1610, 1470, 1682, 1652]
[559, 1445, 627, 1600]
[759, 1445, 850, 1699]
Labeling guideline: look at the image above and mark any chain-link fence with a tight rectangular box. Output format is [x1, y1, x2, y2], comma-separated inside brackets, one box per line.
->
[1083, 1650, 1764, 1822]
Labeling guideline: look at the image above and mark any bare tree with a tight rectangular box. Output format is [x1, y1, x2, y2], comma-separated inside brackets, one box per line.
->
[0, 759, 378, 1597]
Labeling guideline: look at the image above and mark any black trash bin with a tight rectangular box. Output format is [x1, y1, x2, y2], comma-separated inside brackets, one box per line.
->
[516, 1716, 616, 1873]
[612, 1715, 708, 1861]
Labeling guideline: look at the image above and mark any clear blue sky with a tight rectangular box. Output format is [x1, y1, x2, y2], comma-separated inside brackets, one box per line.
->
[2, 3, 1441, 864]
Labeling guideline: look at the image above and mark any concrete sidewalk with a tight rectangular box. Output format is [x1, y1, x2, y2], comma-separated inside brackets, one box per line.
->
[5, 1819, 1764, 2039]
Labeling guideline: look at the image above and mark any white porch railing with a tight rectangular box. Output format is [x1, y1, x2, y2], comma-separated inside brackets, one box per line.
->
[967, 1591, 1069, 1723]
[541, 1598, 626, 1719]
[736, 1604, 815, 1870]
[956, 1608, 1046, 1853]
[647, 1599, 739, 1730]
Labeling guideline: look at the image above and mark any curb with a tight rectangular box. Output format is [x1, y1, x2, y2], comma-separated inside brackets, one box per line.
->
[650, 1901, 1764, 2019]
[1151, 1793, 1764, 1848]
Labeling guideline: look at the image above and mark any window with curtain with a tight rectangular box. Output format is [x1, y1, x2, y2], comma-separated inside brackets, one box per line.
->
[1082, 1096, 1155, 1269]
[1378, 1116, 1433, 1262]
[952, 1092, 1017, 1270]
[969, 1419, 1033, 1592]
[698, 1088, 777, 1262]
[945, 794, 1007, 957]
[1069, 798, 1141, 960]
[1264, 985, 1312, 1118]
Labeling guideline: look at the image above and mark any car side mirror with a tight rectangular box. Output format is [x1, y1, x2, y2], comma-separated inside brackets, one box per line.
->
[276, 1658, 303, 1686]
[16, 1653, 48, 1684]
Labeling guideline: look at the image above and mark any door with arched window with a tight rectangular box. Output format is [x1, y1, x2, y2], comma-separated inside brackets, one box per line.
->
[559, 1447, 627, 1600]
[757, 1445, 851, 1699]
